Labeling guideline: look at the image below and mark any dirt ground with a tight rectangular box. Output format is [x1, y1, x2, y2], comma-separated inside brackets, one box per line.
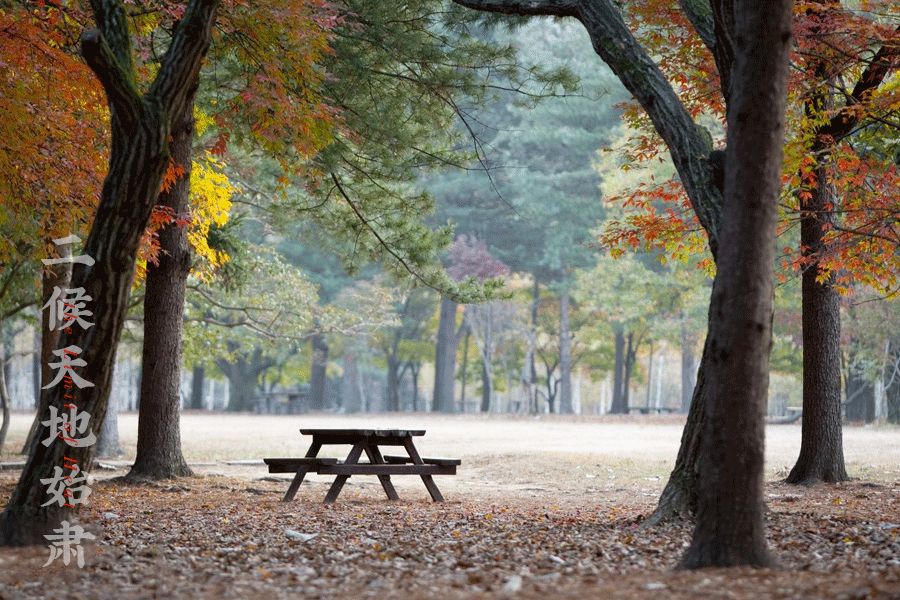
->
[0, 413, 898, 599]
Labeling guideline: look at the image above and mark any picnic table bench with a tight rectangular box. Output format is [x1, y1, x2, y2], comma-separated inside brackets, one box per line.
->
[264, 429, 460, 504]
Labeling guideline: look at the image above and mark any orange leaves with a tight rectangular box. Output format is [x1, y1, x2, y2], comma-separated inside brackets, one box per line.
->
[161, 161, 186, 194]
[0, 5, 107, 259]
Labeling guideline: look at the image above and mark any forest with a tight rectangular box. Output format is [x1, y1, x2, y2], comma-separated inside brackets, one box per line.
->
[0, 0, 898, 598]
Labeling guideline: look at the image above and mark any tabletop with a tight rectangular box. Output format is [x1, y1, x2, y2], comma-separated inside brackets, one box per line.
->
[299, 428, 426, 437]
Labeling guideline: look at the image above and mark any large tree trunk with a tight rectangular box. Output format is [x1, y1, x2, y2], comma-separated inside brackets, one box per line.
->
[680, 321, 697, 413]
[785, 81, 848, 483]
[21, 250, 72, 455]
[128, 88, 197, 481]
[0, 0, 219, 546]
[190, 365, 205, 410]
[646, 337, 710, 525]
[432, 297, 459, 413]
[558, 289, 573, 414]
[610, 326, 626, 414]
[309, 333, 329, 411]
[680, 0, 790, 568]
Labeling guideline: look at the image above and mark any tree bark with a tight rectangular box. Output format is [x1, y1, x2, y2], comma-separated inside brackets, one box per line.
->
[610, 326, 626, 414]
[786, 163, 848, 484]
[309, 333, 329, 411]
[21, 249, 72, 455]
[128, 85, 198, 481]
[559, 289, 573, 414]
[190, 365, 205, 410]
[432, 297, 460, 413]
[680, 320, 697, 413]
[0, 0, 219, 546]
[680, 0, 790, 569]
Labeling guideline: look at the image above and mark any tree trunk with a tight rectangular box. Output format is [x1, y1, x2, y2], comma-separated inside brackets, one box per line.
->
[622, 332, 635, 413]
[190, 365, 205, 410]
[480, 352, 492, 413]
[129, 88, 197, 481]
[309, 333, 329, 411]
[225, 361, 257, 412]
[646, 336, 710, 525]
[0, 335, 11, 455]
[845, 367, 875, 423]
[610, 326, 626, 414]
[786, 163, 848, 484]
[386, 355, 400, 412]
[645, 342, 654, 409]
[341, 352, 361, 413]
[31, 329, 40, 410]
[680, 320, 697, 414]
[460, 327, 470, 413]
[528, 280, 539, 414]
[559, 289, 573, 414]
[0, 0, 219, 545]
[432, 297, 459, 413]
[21, 250, 72, 455]
[411, 363, 420, 411]
[680, 1, 790, 568]
[95, 393, 122, 458]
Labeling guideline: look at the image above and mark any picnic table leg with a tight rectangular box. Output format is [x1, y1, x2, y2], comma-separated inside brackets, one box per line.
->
[364, 443, 400, 501]
[324, 441, 365, 504]
[403, 439, 445, 502]
[282, 440, 322, 502]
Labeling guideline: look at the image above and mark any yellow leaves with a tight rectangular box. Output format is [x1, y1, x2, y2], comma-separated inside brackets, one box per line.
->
[188, 153, 234, 280]
[194, 107, 215, 137]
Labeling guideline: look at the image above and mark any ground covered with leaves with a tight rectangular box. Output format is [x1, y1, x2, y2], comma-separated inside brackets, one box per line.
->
[0, 474, 897, 599]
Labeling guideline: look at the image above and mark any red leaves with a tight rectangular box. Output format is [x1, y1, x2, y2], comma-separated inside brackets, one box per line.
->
[161, 161, 186, 194]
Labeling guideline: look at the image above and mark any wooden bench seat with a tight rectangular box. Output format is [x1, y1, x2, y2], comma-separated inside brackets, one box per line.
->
[382, 455, 462, 466]
[318, 463, 456, 476]
[263, 457, 338, 473]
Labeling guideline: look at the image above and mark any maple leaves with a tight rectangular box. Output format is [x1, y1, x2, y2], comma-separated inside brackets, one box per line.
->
[601, 1, 898, 298]
[0, 4, 107, 263]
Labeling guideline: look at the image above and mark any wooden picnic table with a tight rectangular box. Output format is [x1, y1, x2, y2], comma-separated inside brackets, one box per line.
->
[264, 429, 460, 504]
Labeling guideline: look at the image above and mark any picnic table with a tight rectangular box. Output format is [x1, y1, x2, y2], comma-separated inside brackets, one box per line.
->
[264, 429, 460, 504]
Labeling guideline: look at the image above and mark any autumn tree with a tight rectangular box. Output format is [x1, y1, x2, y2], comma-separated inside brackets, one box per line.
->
[679, 0, 792, 568]
[783, 2, 898, 486]
[0, 0, 219, 545]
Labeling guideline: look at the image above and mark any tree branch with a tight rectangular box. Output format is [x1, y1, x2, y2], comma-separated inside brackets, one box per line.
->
[80, 28, 143, 127]
[821, 23, 900, 141]
[451, 0, 723, 256]
[452, 0, 578, 17]
[149, 0, 220, 115]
